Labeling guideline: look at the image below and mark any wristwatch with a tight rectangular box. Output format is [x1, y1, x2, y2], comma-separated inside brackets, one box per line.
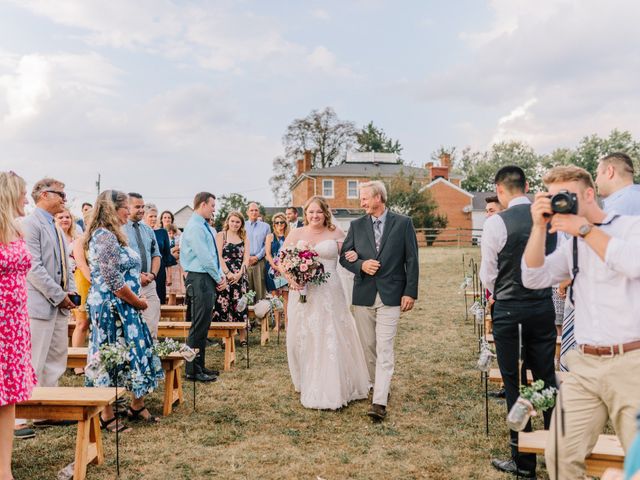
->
[578, 223, 594, 238]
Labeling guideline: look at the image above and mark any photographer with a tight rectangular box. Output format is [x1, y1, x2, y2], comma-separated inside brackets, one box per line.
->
[522, 165, 640, 480]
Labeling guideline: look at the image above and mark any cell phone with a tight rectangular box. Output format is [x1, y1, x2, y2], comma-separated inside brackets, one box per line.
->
[69, 293, 82, 306]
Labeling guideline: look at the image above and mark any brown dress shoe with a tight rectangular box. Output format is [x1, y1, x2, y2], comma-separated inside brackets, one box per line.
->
[367, 403, 387, 421]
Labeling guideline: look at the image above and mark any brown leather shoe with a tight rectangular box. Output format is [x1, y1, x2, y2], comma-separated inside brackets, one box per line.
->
[367, 403, 387, 421]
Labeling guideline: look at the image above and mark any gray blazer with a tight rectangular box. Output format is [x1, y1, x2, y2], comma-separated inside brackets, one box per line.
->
[22, 209, 76, 319]
[339, 210, 419, 307]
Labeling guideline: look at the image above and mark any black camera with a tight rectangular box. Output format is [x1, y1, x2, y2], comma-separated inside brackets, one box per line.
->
[550, 190, 578, 215]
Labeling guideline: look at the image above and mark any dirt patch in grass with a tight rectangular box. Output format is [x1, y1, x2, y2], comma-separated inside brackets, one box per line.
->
[13, 247, 550, 479]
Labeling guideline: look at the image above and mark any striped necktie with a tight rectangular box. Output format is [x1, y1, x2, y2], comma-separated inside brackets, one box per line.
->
[559, 299, 576, 372]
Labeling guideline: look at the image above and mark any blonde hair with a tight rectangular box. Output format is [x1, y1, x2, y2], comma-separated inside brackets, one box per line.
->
[84, 190, 129, 249]
[223, 211, 247, 241]
[359, 180, 387, 203]
[0, 171, 27, 244]
[303, 196, 336, 231]
[271, 212, 290, 238]
[55, 208, 78, 240]
[543, 166, 596, 191]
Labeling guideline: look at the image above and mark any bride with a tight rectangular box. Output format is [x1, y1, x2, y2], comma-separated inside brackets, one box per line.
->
[284, 196, 370, 410]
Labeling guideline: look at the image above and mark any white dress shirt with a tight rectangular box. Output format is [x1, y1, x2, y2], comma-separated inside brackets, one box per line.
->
[521, 213, 640, 346]
[479, 196, 531, 294]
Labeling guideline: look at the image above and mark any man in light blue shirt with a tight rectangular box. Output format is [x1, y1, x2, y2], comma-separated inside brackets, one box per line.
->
[595, 152, 640, 215]
[124, 192, 162, 337]
[245, 202, 271, 300]
[180, 192, 227, 382]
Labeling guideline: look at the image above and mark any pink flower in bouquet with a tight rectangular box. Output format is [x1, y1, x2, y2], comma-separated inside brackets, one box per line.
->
[299, 264, 308, 272]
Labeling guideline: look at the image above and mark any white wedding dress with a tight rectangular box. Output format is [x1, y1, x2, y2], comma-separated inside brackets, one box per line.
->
[287, 239, 371, 410]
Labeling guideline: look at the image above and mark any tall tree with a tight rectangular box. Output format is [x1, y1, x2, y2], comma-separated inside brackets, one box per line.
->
[382, 172, 448, 230]
[270, 107, 357, 204]
[214, 193, 249, 230]
[356, 121, 403, 160]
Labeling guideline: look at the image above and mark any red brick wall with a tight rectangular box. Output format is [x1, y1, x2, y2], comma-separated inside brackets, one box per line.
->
[427, 182, 472, 243]
[292, 176, 367, 208]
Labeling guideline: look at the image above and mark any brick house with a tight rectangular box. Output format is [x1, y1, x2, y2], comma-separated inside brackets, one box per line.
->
[290, 151, 473, 239]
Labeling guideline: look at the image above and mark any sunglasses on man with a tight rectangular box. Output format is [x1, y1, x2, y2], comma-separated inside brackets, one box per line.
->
[46, 190, 66, 201]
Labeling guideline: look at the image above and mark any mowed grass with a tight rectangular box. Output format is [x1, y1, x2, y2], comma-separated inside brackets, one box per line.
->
[13, 247, 550, 479]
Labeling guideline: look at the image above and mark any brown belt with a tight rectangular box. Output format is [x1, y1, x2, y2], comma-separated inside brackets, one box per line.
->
[579, 340, 640, 357]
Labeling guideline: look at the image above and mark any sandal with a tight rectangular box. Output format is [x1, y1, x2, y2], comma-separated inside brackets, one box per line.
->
[99, 416, 131, 433]
[127, 406, 160, 423]
[239, 340, 248, 347]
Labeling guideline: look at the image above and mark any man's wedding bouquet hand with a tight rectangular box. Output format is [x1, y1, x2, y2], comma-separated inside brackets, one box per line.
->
[278, 240, 331, 303]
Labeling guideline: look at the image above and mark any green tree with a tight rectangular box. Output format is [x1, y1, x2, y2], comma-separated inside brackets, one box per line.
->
[356, 121, 403, 160]
[382, 172, 448, 231]
[214, 193, 249, 230]
[453, 141, 544, 192]
[270, 107, 357, 204]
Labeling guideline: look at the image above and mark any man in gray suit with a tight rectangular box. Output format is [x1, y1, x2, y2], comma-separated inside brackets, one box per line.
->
[17, 178, 76, 433]
[340, 180, 419, 421]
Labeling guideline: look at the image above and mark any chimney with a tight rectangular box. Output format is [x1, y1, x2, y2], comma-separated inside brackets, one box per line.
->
[440, 153, 451, 168]
[303, 150, 313, 172]
[296, 159, 304, 176]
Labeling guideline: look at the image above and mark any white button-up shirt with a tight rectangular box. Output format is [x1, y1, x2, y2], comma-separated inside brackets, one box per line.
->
[521, 213, 640, 346]
[479, 196, 531, 294]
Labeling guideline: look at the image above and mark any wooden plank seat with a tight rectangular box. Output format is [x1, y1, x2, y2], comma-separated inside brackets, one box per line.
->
[67, 348, 185, 416]
[485, 333, 561, 358]
[157, 321, 246, 371]
[160, 305, 187, 322]
[487, 368, 566, 384]
[518, 430, 624, 477]
[16, 387, 123, 480]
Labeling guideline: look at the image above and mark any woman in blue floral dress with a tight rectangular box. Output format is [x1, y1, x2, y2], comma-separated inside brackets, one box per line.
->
[85, 190, 163, 431]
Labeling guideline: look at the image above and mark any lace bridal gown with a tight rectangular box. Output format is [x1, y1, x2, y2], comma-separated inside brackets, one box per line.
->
[287, 239, 371, 410]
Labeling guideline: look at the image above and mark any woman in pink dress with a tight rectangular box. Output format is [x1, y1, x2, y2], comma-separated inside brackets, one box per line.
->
[0, 171, 36, 480]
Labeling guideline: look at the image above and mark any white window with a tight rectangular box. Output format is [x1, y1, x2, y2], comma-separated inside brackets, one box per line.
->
[322, 179, 334, 198]
[347, 180, 358, 199]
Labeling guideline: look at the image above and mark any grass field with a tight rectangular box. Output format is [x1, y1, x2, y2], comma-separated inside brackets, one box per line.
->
[13, 247, 551, 479]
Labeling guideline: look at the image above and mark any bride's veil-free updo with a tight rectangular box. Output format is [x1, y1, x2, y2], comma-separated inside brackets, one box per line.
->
[302, 196, 336, 231]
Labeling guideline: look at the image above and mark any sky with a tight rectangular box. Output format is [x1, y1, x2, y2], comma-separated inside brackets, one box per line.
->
[2, 0, 640, 214]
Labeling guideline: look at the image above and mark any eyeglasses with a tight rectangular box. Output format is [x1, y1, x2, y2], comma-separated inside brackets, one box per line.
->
[274, 221, 286, 225]
[45, 190, 66, 201]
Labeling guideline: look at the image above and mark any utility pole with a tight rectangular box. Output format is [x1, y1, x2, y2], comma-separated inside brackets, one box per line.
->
[96, 173, 101, 195]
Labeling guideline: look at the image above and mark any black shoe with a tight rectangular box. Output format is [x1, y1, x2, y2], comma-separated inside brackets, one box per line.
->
[491, 458, 535, 478]
[367, 404, 387, 421]
[488, 388, 506, 399]
[202, 367, 220, 376]
[33, 419, 78, 428]
[186, 372, 217, 382]
[14, 426, 36, 440]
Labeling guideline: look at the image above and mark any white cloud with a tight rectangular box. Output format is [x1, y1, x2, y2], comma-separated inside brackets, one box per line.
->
[311, 8, 331, 21]
[307, 46, 357, 78]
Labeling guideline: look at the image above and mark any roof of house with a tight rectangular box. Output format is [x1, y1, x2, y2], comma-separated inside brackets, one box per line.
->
[421, 177, 474, 198]
[306, 162, 427, 178]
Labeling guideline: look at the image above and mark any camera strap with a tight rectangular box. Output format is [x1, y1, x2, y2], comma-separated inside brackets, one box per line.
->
[569, 214, 620, 305]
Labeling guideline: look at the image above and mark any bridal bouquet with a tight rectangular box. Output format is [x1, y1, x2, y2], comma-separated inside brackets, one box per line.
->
[277, 240, 331, 303]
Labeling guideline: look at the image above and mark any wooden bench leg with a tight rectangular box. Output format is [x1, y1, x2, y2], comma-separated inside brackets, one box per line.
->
[261, 318, 269, 346]
[223, 335, 235, 371]
[163, 368, 176, 416]
[89, 415, 104, 465]
[74, 419, 91, 480]
[175, 368, 184, 404]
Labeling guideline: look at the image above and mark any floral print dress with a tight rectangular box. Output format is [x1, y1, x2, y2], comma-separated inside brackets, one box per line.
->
[212, 237, 248, 323]
[85, 228, 163, 398]
[0, 238, 36, 406]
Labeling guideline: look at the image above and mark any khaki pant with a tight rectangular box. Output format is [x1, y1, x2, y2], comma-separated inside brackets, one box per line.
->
[353, 294, 401, 406]
[248, 259, 267, 301]
[140, 281, 161, 339]
[546, 348, 640, 479]
[30, 311, 69, 387]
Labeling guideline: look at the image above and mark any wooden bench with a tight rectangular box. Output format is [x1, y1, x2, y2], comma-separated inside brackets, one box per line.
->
[485, 333, 561, 358]
[67, 348, 185, 416]
[160, 305, 187, 322]
[519, 430, 624, 477]
[157, 321, 246, 371]
[16, 387, 122, 480]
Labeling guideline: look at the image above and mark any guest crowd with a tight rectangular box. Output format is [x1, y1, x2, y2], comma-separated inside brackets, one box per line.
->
[0, 171, 298, 479]
[4, 153, 640, 480]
